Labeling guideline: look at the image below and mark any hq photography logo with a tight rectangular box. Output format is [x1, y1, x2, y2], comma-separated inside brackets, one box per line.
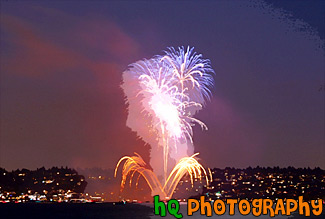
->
[153, 195, 323, 218]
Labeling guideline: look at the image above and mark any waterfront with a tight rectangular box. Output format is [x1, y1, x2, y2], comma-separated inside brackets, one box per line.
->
[0, 203, 323, 219]
[0, 203, 153, 219]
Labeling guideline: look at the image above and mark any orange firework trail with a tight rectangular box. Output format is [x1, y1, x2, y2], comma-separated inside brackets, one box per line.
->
[116, 47, 214, 199]
[115, 153, 212, 199]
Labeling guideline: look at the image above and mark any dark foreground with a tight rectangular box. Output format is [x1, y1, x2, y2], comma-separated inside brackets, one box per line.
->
[0, 203, 323, 219]
[0, 203, 153, 219]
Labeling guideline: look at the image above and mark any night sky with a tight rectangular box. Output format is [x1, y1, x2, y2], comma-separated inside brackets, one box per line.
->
[1, 0, 324, 171]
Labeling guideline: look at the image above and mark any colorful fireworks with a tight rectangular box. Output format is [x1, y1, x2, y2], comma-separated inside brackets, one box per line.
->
[115, 46, 214, 199]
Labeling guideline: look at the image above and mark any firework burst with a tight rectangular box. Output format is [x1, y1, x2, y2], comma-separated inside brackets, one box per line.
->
[116, 46, 214, 199]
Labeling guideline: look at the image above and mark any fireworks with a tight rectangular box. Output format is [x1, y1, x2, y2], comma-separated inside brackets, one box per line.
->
[115, 46, 214, 199]
[115, 153, 212, 199]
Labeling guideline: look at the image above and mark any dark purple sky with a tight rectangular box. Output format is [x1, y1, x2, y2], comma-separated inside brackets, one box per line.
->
[1, 1, 324, 170]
